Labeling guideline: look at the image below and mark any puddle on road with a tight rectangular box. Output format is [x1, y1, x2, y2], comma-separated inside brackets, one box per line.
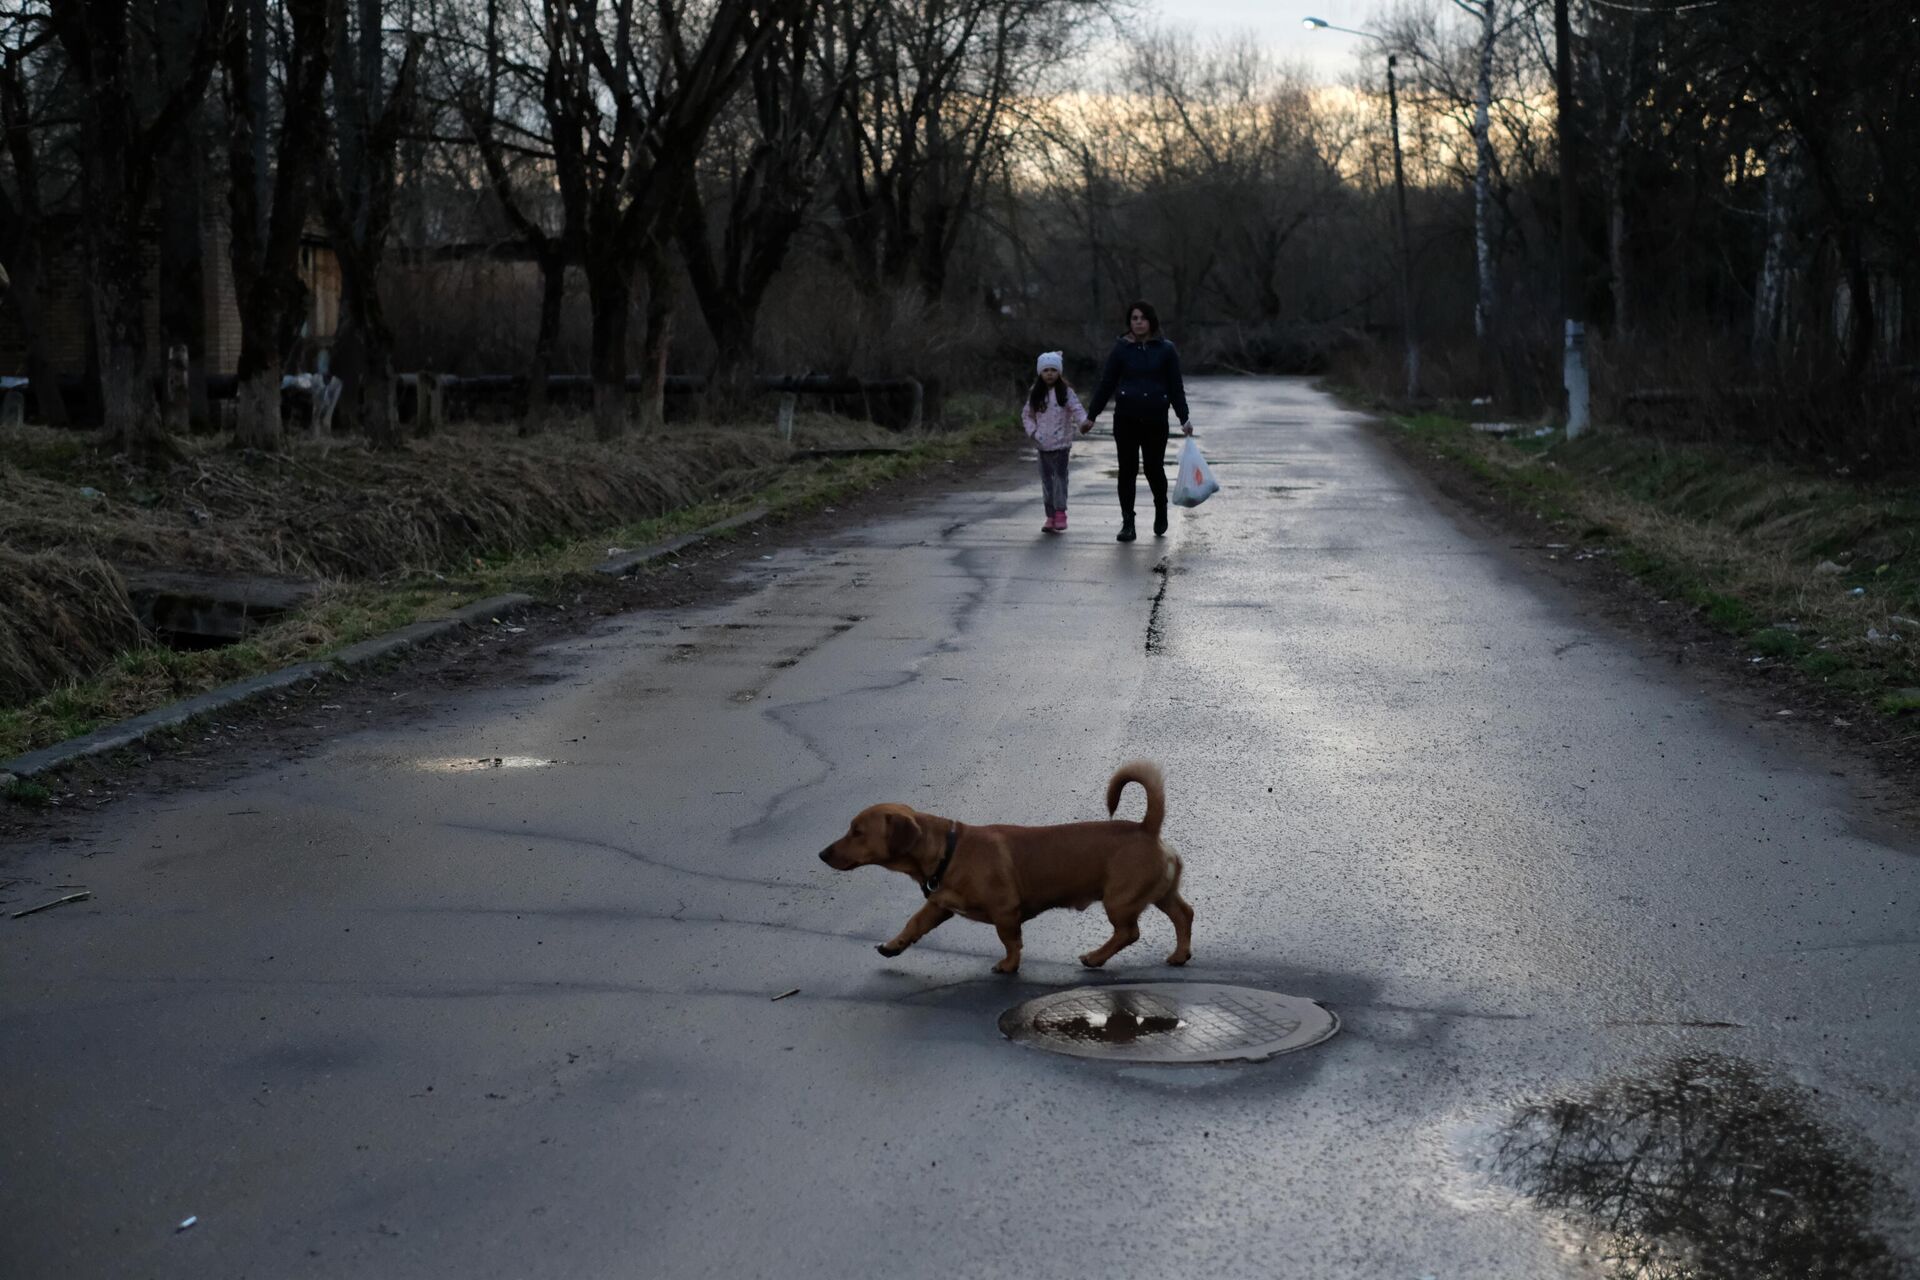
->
[1047, 1008, 1186, 1044]
[1484, 1053, 1906, 1279]
[1001, 983, 1336, 1064]
[417, 756, 560, 772]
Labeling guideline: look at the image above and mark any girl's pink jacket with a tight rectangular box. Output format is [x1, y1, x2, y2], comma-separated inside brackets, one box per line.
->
[1021, 386, 1088, 451]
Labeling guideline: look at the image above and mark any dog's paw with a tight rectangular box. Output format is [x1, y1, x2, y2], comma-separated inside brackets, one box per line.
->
[991, 959, 1020, 974]
[875, 943, 904, 958]
[1078, 952, 1107, 968]
[1166, 950, 1191, 967]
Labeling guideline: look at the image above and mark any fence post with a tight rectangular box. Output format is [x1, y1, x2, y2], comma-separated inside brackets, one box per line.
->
[905, 377, 924, 432]
[416, 370, 444, 438]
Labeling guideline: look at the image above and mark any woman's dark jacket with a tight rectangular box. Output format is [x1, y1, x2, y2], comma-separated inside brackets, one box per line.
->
[1085, 335, 1189, 427]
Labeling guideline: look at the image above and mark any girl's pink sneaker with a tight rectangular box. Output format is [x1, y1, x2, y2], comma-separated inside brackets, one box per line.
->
[1056, 510, 1068, 530]
[1042, 512, 1060, 533]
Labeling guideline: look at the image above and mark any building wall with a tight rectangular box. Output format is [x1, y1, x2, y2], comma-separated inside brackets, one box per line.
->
[0, 214, 340, 381]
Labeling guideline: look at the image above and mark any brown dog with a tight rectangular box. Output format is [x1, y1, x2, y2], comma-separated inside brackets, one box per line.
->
[817, 761, 1194, 973]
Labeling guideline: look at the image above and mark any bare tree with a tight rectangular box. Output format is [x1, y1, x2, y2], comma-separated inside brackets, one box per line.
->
[822, 0, 1097, 303]
[47, 0, 228, 453]
[223, 0, 334, 448]
[323, 0, 428, 447]
[1127, 36, 1351, 329]
[677, 0, 875, 395]
[455, 0, 570, 426]
[537, 0, 788, 440]
[0, 15, 69, 424]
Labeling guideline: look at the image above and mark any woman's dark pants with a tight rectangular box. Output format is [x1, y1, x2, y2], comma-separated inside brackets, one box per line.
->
[1113, 411, 1170, 516]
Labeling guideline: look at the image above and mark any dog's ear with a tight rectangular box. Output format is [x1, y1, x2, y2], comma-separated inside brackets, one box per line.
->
[885, 811, 922, 856]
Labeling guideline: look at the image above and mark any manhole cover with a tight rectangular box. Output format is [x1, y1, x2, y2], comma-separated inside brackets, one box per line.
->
[999, 983, 1337, 1064]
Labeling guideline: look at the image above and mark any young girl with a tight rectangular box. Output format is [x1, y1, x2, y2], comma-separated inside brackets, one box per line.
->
[1021, 351, 1091, 532]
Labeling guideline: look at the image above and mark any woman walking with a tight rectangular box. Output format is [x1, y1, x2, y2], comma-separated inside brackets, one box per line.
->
[1084, 300, 1192, 542]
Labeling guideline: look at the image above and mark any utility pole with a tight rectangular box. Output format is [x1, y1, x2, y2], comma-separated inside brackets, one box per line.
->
[1304, 19, 1419, 401]
[1556, 0, 1590, 436]
[1387, 53, 1419, 401]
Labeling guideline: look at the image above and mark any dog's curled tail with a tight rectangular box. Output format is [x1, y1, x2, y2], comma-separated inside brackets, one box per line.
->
[1105, 760, 1165, 836]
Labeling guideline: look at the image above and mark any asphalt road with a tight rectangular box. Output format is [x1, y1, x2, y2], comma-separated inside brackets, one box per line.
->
[5, 377, 1918, 1278]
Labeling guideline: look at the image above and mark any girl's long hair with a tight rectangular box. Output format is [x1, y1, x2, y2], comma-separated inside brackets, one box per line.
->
[1028, 376, 1071, 413]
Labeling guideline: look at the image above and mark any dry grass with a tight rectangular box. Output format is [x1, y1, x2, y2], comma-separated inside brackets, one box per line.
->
[1384, 410, 1920, 705]
[0, 405, 1013, 759]
[0, 547, 146, 706]
[1, 413, 909, 580]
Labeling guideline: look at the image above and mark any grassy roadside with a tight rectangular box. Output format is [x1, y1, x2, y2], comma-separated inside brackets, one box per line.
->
[0, 410, 1013, 767]
[1342, 394, 1920, 719]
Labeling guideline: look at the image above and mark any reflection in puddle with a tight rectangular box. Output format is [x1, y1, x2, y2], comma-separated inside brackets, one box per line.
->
[418, 756, 558, 772]
[1049, 1010, 1185, 1043]
[1034, 991, 1186, 1045]
[1488, 1054, 1904, 1279]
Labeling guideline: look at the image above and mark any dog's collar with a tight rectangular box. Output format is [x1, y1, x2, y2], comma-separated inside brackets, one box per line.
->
[921, 824, 959, 898]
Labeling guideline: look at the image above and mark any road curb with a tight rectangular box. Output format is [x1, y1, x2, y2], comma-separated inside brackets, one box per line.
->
[0, 593, 535, 784]
[2, 504, 777, 787]
[0, 661, 333, 783]
[592, 506, 768, 576]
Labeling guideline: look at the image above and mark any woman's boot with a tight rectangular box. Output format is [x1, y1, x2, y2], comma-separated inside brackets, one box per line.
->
[1117, 513, 1136, 543]
[1153, 500, 1169, 537]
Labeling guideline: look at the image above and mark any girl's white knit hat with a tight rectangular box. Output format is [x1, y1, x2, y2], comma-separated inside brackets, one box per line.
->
[1035, 351, 1064, 374]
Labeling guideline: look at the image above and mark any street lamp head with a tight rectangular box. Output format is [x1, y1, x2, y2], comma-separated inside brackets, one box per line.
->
[1302, 16, 1330, 29]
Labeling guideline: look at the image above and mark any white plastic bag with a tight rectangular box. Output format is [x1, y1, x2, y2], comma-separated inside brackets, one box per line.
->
[1169, 435, 1219, 507]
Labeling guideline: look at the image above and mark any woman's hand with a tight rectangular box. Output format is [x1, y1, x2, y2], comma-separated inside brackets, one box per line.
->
[1181, 421, 1194, 436]
[1079, 419, 1092, 434]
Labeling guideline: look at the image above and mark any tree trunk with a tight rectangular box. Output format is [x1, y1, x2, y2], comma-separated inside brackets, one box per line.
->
[1842, 231, 1875, 376]
[637, 248, 675, 434]
[361, 357, 398, 446]
[1607, 168, 1629, 338]
[328, 323, 365, 436]
[247, 0, 270, 235]
[1752, 143, 1796, 366]
[1604, 33, 1634, 341]
[1472, 0, 1496, 346]
[588, 266, 631, 442]
[915, 205, 948, 302]
[5, 252, 69, 425]
[91, 223, 157, 450]
[163, 343, 191, 434]
[521, 249, 566, 433]
[234, 360, 282, 448]
[233, 264, 289, 447]
[705, 306, 755, 404]
[1554, 0, 1590, 437]
[340, 249, 401, 448]
[677, 189, 757, 405]
[157, 11, 210, 429]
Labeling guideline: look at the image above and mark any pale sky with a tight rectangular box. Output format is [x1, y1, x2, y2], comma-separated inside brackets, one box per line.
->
[1141, 0, 1395, 81]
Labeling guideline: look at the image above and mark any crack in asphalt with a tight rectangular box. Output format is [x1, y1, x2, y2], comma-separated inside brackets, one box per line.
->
[724, 537, 1001, 849]
[1146, 556, 1172, 654]
[442, 819, 824, 892]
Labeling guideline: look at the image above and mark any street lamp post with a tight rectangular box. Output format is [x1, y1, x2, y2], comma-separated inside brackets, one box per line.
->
[1305, 17, 1419, 401]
